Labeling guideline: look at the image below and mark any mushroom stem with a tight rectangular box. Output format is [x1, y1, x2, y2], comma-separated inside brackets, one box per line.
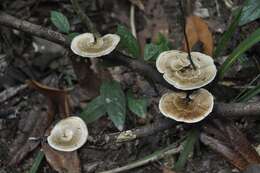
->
[178, 0, 196, 70]
[185, 90, 193, 102]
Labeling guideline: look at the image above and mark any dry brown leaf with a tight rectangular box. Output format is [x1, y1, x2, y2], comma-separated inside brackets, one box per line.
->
[27, 80, 71, 118]
[200, 132, 249, 171]
[42, 142, 81, 173]
[183, 15, 213, 56]
[226, 124, 260, 164]
[9, 99, 50, 165]
[201, 120, 260, 171]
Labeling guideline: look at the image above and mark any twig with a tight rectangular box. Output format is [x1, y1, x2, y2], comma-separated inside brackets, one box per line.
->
[130, 4, 137, 38]
[0, 84, 27, 104]
[214, 0, 221, 17]
[70, 0, 100, 37]
[99, 142, 181, 173]
[222, 0, 233, 9]
[178, 0, 196, 70]
[101, 118, 175, 143]
[0, 12, 69, 47]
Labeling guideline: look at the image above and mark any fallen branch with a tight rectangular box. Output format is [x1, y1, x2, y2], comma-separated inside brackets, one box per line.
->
[101, 118, 175, 143]
[101, 101, 260, 143]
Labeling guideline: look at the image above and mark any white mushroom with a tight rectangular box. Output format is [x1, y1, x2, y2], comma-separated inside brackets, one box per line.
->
[156, 50, 217, 90]
[71, 33, 120, 58]
[159, 89, 214, 123]
[47, 116, 88, 152]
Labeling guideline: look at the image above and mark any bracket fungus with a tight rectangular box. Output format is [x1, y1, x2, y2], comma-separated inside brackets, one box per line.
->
[159, 89, 214, 123]
[47, 116, 88, 152]
[156, 50, 217, 90]
[71, 33, 120, 58]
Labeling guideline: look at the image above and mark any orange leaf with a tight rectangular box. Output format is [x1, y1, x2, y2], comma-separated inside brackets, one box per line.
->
[183, 15, 213, 56]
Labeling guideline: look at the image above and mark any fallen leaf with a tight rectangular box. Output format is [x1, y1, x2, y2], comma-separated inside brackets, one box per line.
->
[201, 119, 260, 171]
[200, 132, 249, 171]
[27, 80, 71, 118]
[9, 95, 50, 165]
[42, 142, 81, 173]
[183, 15, 213, 56]
[226, 124, 260, 164]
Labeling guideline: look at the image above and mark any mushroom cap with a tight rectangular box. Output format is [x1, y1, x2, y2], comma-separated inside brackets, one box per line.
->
[159, 89, 214, 123]
[71, 33, 120, 58]
[156, 50, 217, 90]
[47, 116, 88, 152]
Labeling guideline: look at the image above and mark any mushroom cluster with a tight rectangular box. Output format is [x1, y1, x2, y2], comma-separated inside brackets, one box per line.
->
[71, 33, 120, 58]
[47, 116, 88, 152]
[156, 50, 217, 123]
[156, 50, 216, 90]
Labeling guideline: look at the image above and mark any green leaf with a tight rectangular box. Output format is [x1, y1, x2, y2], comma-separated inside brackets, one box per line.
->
[80, 96, 106, 123]
[100, 80, 126, 131]
[239, 0, 260, 26]
[28, 150, 44, 173]
[144, 33, 171, 61]
[236, 85, 260, 102]
[214, 10, 242, 58]
[68, 32, 80, 41]
[219, 28, 260, 79]
[174, 129, 199, 171]
[156, 33, 171, 47]
[50, 11, 70, 33]
[144, 43, 160, 61]
[116, 25, 140, 58]
[127, 90, 148, 118]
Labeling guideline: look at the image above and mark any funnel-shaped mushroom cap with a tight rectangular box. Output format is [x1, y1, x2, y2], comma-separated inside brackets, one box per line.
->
[159, 89, 213, 123]
[156, 50, 217, 90]
[71, 33, 120, 58]
[47, 116, 88, 152]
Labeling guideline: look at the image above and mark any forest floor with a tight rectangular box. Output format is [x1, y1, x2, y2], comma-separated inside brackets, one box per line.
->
[0, 0, 260, 173]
